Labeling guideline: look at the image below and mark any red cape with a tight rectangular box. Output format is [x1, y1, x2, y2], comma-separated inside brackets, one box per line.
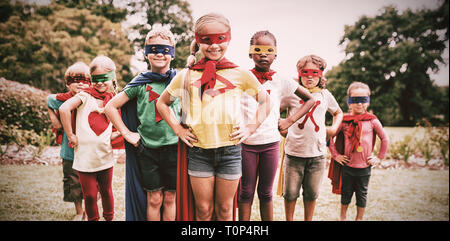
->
[327, 131, 345, 194]
[176, 141, 238, 220]
[327, 114, 378, 195]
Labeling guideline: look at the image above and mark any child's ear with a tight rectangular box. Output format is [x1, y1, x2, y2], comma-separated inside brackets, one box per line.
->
[249, 54, 252, 59]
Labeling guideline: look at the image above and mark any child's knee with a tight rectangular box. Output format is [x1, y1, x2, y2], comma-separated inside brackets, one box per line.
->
[163, 191, 176, 205]
[148, 190, 163, 208]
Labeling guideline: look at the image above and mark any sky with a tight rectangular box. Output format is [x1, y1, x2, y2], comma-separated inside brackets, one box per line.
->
[29, 0, 449, 86]
[182, 0, 449, 86]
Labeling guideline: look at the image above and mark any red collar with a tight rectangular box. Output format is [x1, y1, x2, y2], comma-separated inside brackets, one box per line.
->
[250, 68, 276, 84]
[191, 58, 238, 98]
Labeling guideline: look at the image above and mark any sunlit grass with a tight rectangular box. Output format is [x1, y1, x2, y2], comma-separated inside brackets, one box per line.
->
[0, 163, 447, 221]
[0, 163, 125, 221]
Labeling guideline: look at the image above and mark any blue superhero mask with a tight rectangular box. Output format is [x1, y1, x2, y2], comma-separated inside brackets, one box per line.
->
[347, 96, 370, 104]
[144, 44, 175, 58]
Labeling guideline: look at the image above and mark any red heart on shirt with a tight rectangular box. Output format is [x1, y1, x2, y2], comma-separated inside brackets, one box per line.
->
[88, 112, 110, 136]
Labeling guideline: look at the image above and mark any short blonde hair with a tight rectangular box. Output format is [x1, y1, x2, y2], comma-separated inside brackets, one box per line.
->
[347, 81, 371, 96]
[89, 55, 117, 93]
[89, 55, 116, 74]
[64, 62, 90, 83]
[145, 27, 176, 46]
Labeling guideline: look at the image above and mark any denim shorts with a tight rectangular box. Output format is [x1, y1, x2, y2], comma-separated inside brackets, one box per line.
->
[136, 143, 178, 192]
[187, 144, 242, 180]
[283, 154, 326, 201]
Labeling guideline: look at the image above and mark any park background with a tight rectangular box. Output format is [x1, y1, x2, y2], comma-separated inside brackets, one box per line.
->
[0, 0, 448, 221]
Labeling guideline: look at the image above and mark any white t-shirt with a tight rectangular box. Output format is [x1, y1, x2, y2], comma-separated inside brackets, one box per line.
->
[241, 72, 299, 145]
[72, 91, 115, 172]
[283, 89, 341, 157]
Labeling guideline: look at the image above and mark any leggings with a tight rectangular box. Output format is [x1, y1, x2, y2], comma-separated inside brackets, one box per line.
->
[77, 167, 114, 221]
[238, 142, 280, 204]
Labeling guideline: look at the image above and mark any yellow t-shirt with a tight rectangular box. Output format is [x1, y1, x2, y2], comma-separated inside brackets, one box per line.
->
[166, 67, 262, 149]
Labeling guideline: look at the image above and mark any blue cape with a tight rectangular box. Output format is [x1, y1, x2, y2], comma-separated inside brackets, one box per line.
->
[121, 69, 176, 221]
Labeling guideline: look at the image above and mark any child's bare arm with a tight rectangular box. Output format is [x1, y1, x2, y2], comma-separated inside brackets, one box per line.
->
[326, 109, 343, 141]
[59, 96, 82, 148]
[231, 89, 271, 144]
[47, 106, 62, 130]
[157, 90, 197, 147]
[104, 92, 140, 147]
[278, 85, 315, 132]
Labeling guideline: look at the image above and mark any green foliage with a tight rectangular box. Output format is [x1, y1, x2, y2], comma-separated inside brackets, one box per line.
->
[0, 1, 133, 92]
[326, 1, 449, 126]
[55, 0, 128, 23]
[127, 0, 194, 69]
[389, 134, 414, 163]
[0, 78, 51, 134]
[386, 125, 449, 165]
[0, 78, 55, 157]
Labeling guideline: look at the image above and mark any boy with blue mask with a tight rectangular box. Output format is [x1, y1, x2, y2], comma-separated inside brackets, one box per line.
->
[105, 28, 180, 221]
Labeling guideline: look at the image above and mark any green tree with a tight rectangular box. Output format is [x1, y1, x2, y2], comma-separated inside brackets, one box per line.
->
[0, 1, 133, 92]
[127, 0, 194, 69]
[55, 0, 128, 23]
[326, 1, 449, 126]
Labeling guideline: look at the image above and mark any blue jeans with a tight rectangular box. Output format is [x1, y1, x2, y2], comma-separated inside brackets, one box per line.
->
[187, 144, 242, 180]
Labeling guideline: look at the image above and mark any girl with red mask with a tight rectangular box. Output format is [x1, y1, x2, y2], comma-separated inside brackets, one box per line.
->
[157, 13, 273, 221]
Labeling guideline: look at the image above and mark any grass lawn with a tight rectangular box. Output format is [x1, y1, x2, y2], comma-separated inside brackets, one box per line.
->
[0, 163, 448, 221]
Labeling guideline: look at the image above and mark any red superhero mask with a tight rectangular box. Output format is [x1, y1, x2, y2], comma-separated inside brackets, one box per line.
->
[298, 69, 323, 78]
[195, 30, 231, 45]
[66, 74, 91, 85]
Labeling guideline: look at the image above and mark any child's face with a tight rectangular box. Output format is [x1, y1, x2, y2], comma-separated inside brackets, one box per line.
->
[66, 80, 90, 95]
[299, 62, 321, 89]
[349, 88, 370, 115]
[250, 36, 276, 71]
[197, 22, 229, 61]
[145, 36, 173, 73]
[91, 69, 113, 93]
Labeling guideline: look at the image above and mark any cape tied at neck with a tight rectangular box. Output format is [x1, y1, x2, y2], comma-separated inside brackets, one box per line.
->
[124, 69, 176, 90]
[191, 57, 238, 98]
[81, 87, 114, 107]
[342, 112, 377, 153]
[250, 68, 276, 84]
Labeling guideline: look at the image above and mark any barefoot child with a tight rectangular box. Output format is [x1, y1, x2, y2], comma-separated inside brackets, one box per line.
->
[328, 81, 389, 221]
[280, 55, 343, 221]
[47, 62, 90, 221]
[59, 55, 120, 221]
[105, 28, 180, 221]
[157, 13, 272, 221]
[238, 30, 315, 221]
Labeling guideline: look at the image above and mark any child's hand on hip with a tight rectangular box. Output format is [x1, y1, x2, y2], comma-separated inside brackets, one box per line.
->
[335, 155, 349, 165]
[367, 155, 380, 166]
[278, 118, 293, 133]
[230, 124, 254, 145]
[68, 134, 78, 148]
[124, 132, 140, 147]
[176, 126, 197, 148]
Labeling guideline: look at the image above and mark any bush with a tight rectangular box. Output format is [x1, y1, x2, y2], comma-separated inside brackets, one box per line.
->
[387, 124, 449, 166]
[0, 78, 54, 157]
[0, 78, 51, 134]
